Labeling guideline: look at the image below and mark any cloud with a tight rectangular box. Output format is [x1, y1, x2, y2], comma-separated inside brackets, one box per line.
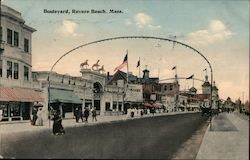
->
[134, 13, 161, 29]
[125, 19, 132, 25]
[186, 19, 232, 46]
[55, 20, 80, 37]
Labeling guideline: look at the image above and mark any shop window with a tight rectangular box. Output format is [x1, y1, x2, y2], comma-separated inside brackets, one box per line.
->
[24, 66, 29, 81]
[113, 102, 117, 110]
[0, 60, 2, 77]
[14, 31, 19, 47]
[105, 102, 111, 111]
[24, 38, 29, 52]
[10, 102, 21, 117]
[7, 61, 12, 78]
[0, 26, 2, 42]
[0, 103, 9, 118]
[14, 63, 19, 79]
[7, 29, 12, 45]
[118, 102, 122, 111]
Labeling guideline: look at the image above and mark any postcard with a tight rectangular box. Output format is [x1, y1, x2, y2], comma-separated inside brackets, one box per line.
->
[0, 0, 249, 159]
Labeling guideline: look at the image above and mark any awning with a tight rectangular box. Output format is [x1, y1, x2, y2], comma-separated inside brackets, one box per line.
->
[152, 103, 162, 108]
[0, 87, 44, 102]
[144, 103, 152, 107]
[49, 89, 82, 104]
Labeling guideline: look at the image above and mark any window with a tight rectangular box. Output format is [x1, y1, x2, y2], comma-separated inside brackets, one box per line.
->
[14, 63, 19, 79]
[118, 102, 122, 111]
[24, 38, 29, 52]
[24, 66, 29, 81]
[7, 61, 12, 78]
[164, 86, 167, 91]
[10, 102, 21, 117]
[0, 60, 2, 77]
[170, 85, 173, 91]
[113, 102, 117, 110]
[14, 31, 19, 47]
[0, 26, 2, 42]
[7, 29, 12, 45]
[105, 102, 111, 111]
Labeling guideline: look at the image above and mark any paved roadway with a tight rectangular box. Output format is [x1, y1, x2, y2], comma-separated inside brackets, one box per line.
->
[0, 113, 208, 159]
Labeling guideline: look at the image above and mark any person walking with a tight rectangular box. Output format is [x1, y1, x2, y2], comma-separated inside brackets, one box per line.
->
[52, 110, 65, 135]
[79, 107, 84, 122]
[83, 107, 90, 123]
[35, 107, 43, 126]
[92, 107, 97, 122]
[74, 107, 80, 123]
[31, 107, 38, 125]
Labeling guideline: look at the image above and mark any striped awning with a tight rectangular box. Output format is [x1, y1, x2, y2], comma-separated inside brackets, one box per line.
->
[0, 87, 44, 102]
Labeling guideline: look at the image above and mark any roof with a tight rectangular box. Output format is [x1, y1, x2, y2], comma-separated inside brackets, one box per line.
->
[193, 94, 210, 100]
[107, 70, 138, 84]
[189, 87, 197, 92]
[202, 81, 210, 87]
[212, 85, 218, 90]
[0, 87, 44, 102]
[49, 88, 82, 104]
[139, 77, 159, 84]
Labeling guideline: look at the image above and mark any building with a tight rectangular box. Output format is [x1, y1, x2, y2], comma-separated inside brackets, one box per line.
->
[0, 5, 44, 122]
[107, 70, 143, 113]
[33, 67, 143, 118]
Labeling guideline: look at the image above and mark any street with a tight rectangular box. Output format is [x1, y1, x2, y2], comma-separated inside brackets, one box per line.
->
[0, 113, 208, 159]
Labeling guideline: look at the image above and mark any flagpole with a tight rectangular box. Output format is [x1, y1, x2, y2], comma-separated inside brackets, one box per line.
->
[126, 49, 129, 85]
[139, 57, 141, 79]
[192, 77, 194, 87]
[175, 66, 177, 77]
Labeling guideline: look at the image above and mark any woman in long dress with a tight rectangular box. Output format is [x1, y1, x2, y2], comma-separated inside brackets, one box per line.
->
[52, 111, 65, 135]
[35, 108, 43, 126]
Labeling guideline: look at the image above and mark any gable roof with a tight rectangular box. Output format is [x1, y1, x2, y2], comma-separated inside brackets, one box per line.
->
[107, 70, 138, 85]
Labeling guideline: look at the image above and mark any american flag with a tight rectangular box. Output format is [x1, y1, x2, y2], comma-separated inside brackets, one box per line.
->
[114, 53, 128, 72]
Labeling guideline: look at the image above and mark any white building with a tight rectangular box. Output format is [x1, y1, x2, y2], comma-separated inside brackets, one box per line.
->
[33, 68, 143, 119]
[0, 5, 43, 122]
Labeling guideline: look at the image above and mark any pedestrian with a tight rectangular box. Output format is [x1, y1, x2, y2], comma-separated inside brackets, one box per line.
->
[79, 107, 84, 122]
[35, 107, 43, 126]
[92, 107, 97, 122]
[140, 109, 144, 117]
[52, 110, 65, 135]
[74, 107, 80, 123]
[31, 107, 38, 125]
[0, 109, 3, 121]
[83, 107, 90, 123]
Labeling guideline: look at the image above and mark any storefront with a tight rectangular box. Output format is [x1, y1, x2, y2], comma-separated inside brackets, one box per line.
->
[0, 87, 44, 122]
[49, 88, 82, 119]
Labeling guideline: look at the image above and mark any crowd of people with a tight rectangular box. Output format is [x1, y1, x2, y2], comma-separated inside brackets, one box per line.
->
[126, 107, 165, 118]
[74, 106, 97, 123]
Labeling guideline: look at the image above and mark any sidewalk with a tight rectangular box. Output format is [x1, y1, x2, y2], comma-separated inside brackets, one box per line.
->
[196, 112, 249, 160]
[0, 111, 198, 135]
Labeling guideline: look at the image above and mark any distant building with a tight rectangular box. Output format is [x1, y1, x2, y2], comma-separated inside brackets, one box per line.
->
[0, 5, 43, 122]
[224, 97, 235, 111]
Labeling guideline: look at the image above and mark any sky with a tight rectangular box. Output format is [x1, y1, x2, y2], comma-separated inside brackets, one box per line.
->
[2, 0, 249, 102]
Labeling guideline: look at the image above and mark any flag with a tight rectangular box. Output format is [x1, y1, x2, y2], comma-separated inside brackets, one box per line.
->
[136, 59, 140, 68]
[172, 66, 176, 70]
[186, 74, 194, 79]
[203, 68, 207, 71]
[114, 53, 128, 71]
